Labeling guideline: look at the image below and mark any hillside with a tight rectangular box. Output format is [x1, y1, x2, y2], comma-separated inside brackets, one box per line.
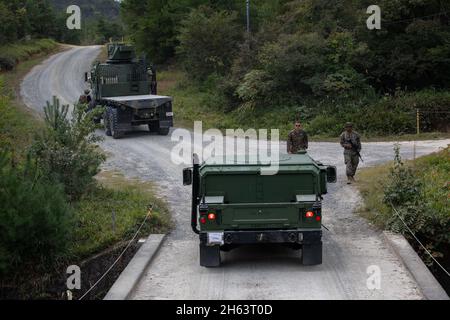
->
[49, 0, 120, 19]
[122, 0, 450, 138]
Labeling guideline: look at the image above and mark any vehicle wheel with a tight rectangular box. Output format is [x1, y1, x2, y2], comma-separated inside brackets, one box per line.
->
[104, 108, 112, 136]
[158, 127, 170, 136]
[148, 122, 158, 133]
[200, 244, 221, 267]
[109, 108, 124, 139]
[301, 242, 322, 265]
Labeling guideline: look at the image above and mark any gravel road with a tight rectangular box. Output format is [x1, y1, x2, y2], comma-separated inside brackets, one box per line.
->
[21, 46, 449, 300]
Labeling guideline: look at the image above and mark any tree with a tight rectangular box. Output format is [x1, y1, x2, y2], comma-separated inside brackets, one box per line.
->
[177, 6, 242, 80]
[0, 151, 73, 275]
[30, 97, 105, 200]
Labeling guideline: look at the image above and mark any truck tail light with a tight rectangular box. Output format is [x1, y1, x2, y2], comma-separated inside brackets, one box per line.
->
[305, 211, 314, 218]
[208, 213, 216, 221]
[316, 216, 321, 222]
[200, 217, 206, 224]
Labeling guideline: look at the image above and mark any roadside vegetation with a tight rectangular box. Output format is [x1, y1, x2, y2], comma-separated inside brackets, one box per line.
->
[0, 39, 58, 71]
[124, 0, 450, 139]
[0, 0, 124, 49]
[0, 43, 171, 299]
[358, 145, 450, 293]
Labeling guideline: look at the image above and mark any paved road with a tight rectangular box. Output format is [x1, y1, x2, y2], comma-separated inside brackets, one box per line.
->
[21, 46, 449, 299]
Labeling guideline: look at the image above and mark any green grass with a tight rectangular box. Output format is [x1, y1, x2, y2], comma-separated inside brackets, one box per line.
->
[357, 148, 450, 225]
[357, 147, 450, 230]
[0, 39, 58, 71]
[71, 171, 172, 258]
[158, 68, 450, 141]
[0, 39, 63, 157]
[357, 162, 393, 228]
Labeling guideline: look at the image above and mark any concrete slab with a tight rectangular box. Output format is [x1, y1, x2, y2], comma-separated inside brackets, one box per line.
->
[383, 231, 449, 300]
[104, 234, 166, 300]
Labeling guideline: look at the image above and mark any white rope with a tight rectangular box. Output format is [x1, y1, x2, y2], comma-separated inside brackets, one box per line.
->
[78, 206, 153, 300]
[389, 201, 450, 277]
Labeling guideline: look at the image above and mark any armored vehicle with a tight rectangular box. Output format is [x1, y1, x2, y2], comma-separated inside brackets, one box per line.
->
[183, 151, 336, 267]
[84, 43, 173, 138]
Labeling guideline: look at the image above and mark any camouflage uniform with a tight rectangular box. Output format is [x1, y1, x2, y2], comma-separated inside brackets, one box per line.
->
[340, 130, 361, 178]
[287, 129, 308, 153]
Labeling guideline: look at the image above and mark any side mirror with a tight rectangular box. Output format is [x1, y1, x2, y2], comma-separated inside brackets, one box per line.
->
[84, 72, 88, 82]
[326, 166, 337, 183]
[183, 168, 192, 186]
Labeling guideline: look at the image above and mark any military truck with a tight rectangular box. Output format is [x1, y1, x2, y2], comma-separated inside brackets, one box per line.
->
[183, 151, 337, 267]
[84, 43, 173, 138]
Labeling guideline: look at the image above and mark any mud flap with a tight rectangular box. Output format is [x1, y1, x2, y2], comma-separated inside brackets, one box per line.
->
[200, 244, 221, 267]
[301, 242, 322, 265]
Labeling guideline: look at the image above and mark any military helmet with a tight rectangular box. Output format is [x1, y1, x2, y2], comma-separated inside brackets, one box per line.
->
[344, 122, 353, 128]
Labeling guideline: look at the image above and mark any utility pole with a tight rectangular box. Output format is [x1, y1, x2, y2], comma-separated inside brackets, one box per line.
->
[416, 108, 420, 135]
[246, 0, 250, 33]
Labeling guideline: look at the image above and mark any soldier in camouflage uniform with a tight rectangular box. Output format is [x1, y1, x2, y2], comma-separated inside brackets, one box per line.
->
[340, 122, 361, 184]
[287, 120, 308, 154]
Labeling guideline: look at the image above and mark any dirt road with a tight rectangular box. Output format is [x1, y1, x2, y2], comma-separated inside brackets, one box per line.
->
[21, 46, 449, 299]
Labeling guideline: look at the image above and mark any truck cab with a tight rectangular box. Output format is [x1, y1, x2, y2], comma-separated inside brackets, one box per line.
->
[183, 151, 337, 267]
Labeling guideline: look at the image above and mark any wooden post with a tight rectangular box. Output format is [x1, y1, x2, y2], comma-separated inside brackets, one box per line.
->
[112, 210, 116, 234]
[416, 109, 420, 135]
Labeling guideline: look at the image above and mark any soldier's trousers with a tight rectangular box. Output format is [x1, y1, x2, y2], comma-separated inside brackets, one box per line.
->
[344, 152, 359, 177]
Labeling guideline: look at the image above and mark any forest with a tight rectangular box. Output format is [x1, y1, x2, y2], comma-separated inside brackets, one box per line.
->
[122, 0, 450, 136]
[0, 0, 123, 46]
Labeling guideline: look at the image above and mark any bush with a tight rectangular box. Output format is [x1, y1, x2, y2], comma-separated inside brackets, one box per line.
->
[30, 97, 105, 200]
[305, 113, 343, 136]
[177, 6, 242, 81]
[383, 145, 450, 263]
[0, 39, 57, 71]
[0, 152, 73, 275]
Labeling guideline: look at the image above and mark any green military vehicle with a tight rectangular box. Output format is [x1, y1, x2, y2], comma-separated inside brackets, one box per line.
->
[85, 43, 173, 138]
[183, 151, 336, 267]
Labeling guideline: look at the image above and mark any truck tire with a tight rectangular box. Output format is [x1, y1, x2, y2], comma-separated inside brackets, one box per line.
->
[104, 108, 112, 136]
[301, 242, 322, 265]
[158, 127, 170, 136]
[199, 244, 221, 267]
[109, 108, 124, 139]
[148, 122, 158, 133]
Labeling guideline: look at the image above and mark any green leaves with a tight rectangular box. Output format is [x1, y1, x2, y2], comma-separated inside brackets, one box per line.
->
[382, 145, 450, 266]
[31, 97, 105, 201]
[177, 6, 242, 81]
[0, 151, 73, 275]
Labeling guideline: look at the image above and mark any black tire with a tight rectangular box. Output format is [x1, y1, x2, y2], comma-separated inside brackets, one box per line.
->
[200, 244, 221, 267]
[301, 242, 322, 265]
[158, 127, 170, 136]
[109, 108, 124, 139]
[104, 108, 112, 136]
[148, 122, 158, 133]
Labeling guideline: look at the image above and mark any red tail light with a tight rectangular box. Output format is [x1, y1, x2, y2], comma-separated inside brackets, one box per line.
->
[316, 216, 321, 222]
[200, 217, 206, 224]
[207, 213, 216, 220]
[305, 211, 314, 218]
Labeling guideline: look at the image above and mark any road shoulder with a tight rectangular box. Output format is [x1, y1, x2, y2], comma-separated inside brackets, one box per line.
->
[383, 231, 449, 300]
[104, 234, 167, 300]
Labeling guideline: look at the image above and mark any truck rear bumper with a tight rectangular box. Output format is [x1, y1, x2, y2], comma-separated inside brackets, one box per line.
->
[200, 229, 322, 246]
